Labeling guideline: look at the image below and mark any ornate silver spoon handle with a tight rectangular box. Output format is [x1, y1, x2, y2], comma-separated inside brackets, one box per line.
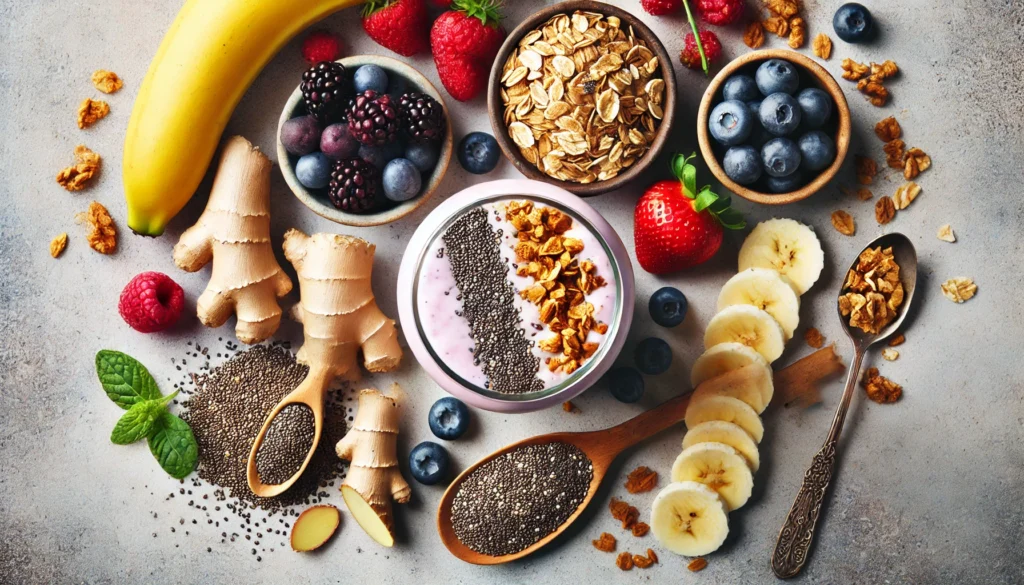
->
[771, 349, 864, 579]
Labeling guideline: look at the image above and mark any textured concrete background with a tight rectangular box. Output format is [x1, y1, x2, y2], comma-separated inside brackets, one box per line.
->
[1, 0, 1022, 583]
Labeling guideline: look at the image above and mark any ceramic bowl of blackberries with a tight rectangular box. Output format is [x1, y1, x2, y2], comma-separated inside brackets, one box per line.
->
[697, 49, 851, 205]
[277, 55, 453, 227]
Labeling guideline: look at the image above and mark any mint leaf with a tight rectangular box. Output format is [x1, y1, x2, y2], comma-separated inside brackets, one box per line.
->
[148, 411, 198, 479]
[96, 350, 161, 409]
[111, 400, 163, 444]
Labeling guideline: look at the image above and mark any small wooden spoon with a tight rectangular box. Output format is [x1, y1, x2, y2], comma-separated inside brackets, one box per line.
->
[437, 392, 691, 565]
[246, 368, 332, 498]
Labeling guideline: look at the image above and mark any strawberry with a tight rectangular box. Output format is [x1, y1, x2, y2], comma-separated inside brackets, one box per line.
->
[431, 0, 506, 101]
[634, 154, 745, 274]
[362, 0, 430, 57]
[301, 30, 342, 64]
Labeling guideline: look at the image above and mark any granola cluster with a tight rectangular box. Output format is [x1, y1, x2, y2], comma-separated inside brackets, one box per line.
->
[56, 145, 101, 191]
[841, 58, 898, 106]
[839, 246, 904, 335]
[941, 277, 977, 303]
[624, 466, 658, 494]
[830, 210, 855, 236]
[91, 70, 123, 94]
[862, 367, 902, 403]
[616, 549, 658, 571]
[592, 532, 616, 552]
[501, 11, 664, 184]
[743, 21, 765, 49]
[506, 201, 608, 374]
[757, 0, 808, 49]
[49, 233, 68, 258]
[77, 98, 109, 129]
[75, 201, 117, 255]
[812, 33, 833, 59]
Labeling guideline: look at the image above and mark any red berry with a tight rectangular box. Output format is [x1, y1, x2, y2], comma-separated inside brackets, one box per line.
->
[431, 1, 506, 101]
[695, 0, 744, 25]
[679, 30, 722, 70]
[301, 30, 342, 65]
[635, 181, 723, 273]
[362, 0, 431, 57]
[640, 0, 681, 15]
[118, 272, 185, 333]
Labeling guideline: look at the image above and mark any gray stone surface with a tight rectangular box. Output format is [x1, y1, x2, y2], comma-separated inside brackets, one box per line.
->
[1, 0, 1022, 583]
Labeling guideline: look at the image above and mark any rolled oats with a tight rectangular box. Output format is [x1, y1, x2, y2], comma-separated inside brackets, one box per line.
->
[875, 196, 896, 224]
[812, 33, 832, 59]
[936, 224, 956, 243]
[892, 182, 921, 210]
[941, 277, 977, 303]
[831, 210, 855, 236]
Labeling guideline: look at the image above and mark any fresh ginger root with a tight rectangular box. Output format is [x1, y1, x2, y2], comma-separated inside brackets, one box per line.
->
[282, 229, 402, 380]
[173, 136, 292, 344]
[336, 386, 412, 547]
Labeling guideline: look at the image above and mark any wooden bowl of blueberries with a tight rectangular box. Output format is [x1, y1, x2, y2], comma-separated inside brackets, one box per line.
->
[277, 55, 453, 227]
[697, 49, 850, 205]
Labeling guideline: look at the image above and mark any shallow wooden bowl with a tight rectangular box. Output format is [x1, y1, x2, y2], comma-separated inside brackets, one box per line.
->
[697, 49, 851, 205]
[278, 55, 453, 227]
[486, 0, 677, 197]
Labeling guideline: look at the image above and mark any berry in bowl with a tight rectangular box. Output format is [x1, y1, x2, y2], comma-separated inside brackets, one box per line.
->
[278, 56, 453, 226]
[397, 179, 635, 413]
[697, 49, 851, 205]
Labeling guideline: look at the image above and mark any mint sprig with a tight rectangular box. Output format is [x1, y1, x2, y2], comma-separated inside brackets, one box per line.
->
[681, 0, 709, 75]
[672, 153, 746, 230]
[96, 350, 197, 478]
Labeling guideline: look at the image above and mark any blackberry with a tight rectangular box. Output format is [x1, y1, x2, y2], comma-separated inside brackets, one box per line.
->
[328, 158, 380, 213]
[300, 61, 352, 123]
[397, 92, 446, 143]
[346, 90, 400, 146]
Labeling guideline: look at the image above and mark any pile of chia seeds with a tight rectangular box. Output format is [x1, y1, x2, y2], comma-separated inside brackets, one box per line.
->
[450, 441, 593, 556]
[255, 403, 316, 485]
[442, 207, 543, 394]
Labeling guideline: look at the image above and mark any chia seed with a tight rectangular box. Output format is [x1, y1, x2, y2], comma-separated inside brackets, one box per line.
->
[255, 404, 315, 485]
[450, 442, 593, 556]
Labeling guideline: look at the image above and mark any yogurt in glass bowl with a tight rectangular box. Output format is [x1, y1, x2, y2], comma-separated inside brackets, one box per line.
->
[397, 180, 634, 413]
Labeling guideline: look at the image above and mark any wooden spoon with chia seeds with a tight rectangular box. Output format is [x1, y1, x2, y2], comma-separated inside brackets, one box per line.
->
[436, 391, 692, 565]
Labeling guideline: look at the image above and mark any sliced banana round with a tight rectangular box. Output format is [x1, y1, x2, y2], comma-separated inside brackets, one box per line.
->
[717, 268, 801, 340]
[685, 394, 764, 442]
[737, 218, 825, 295]
[704, 304, 786, 363]
[691, 342, 768, 387]
[671, 442, 754, 511]
[683, 420, 760, 472]
[691, 363, 771, 414]
[650, 481, 730, 557]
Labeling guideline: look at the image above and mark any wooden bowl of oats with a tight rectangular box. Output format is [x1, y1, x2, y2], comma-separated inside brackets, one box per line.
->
[487, 1, 677, 197]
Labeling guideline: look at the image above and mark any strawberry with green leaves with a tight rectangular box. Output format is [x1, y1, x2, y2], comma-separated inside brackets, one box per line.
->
[430, 0, 506, 101]
[634, 154, 745, 274]
[362, 0, 431, 57]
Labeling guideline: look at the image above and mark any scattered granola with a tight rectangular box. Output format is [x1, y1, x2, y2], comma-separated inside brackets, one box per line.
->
[883, 139, 906, 169]
[56, 145, 102, 191]
[762, 15, 789, 37]
[75, 201, 117, 254]
[892, 182, 921, 210]
[592, 532, 617, 552]
[49, 233, 68, 258]
[812, 33, 832, 59]
[888, 334, 905, 346]
[500, 11, 664, 184]
[936, 224, 956, 243]
[92, 69, 123, 94]
[632, 551, 656, 568]
[875, 196, 896, 224]
[855, 155, 877, 185]
[563, 400, 580, 413]
[631, 522, 650, 537]
[804, 327, 824, 349]
[624, 466, 658, 494]
[831, 210, 855, 236]
[841, 58, 870, 81]
[609, 497, 640, 530]
[688, 557, 709, 572]
[862, 367, 902, 403]
[616, 551, 634, 570]
[764, 0, 799, 18]
[903, 147, 931, 180]
[744, 21, 766, 48]
[874, 116, 902, 142]
[882, 348, 899, 361]
[77, 98, 110, 129]
[842, 58, 898, 106]
[788, 17, 806, 48]
[839, 246, 904, 335]
[941, 277, 977, 303]
[646, 549, 658, 564]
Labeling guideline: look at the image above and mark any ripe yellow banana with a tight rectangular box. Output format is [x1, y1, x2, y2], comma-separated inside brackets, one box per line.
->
[124, 0, 364, 236]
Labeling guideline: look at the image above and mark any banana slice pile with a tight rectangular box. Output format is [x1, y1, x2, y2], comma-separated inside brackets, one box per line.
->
[651, 219, 824, 557]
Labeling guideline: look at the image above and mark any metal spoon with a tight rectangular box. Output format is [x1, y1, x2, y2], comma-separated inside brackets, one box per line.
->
[772, 232, 917, 578]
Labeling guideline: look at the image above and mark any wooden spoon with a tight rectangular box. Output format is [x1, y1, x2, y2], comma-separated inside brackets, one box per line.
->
[246, 368, 332, 498]
[437, 392, 691, 565]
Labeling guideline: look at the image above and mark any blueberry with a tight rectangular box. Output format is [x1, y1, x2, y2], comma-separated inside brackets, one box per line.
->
[796, 88, 833, 129]
[458, 132, 500, 174]
[320, 123, 360, 160]
[634, 338, 672, 376]
[295, 152, 331, 189]
[353, 65, 389, 94]
[405, 141, 440, 172]
[722, 145, 763, 185]
[797, 131, 836, 172]
[746, 101, 769, 148]
[708, 100, 753, 146]
[280, 115, 322, 156]
[382, 158, 422, 202]
[759, 93, 802, 136]
[408, 441, 450, 485]
[428, 397, 470, 440]
[649, 287, 688, 327]
[755, 59, 800, 96]
[722, 74, 761, 102]
[833, 3, 874, 43]
[767, 171, 805, 193]
[607, 367, 644, 403]
[762, 137, 802, 177]
[358, 142, 403, 169]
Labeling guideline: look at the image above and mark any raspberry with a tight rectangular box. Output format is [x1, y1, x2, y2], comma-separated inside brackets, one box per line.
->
[118, 272, 185, 333]
[301, 30, 341, 65]
[679, 30, 722, 70]
[695, 0, 744, 25]
[640, 0, 682, 15]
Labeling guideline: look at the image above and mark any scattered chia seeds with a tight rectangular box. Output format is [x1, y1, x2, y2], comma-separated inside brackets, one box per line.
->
[255, 404, 315, 485]
[442, 207, 543, 394]
[450, 441, 593, 556]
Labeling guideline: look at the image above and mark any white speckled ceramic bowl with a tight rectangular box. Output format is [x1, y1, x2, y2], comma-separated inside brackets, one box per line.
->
[397, 179, 635, 413]
[277, 55, 453, 227]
